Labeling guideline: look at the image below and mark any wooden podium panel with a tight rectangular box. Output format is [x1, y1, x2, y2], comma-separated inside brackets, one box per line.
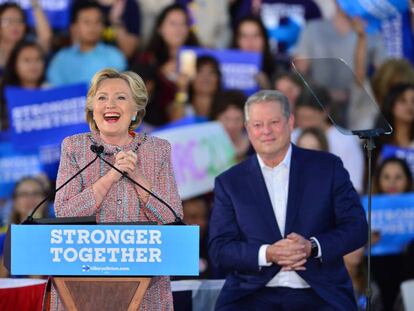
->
[52, 277, 151, 311]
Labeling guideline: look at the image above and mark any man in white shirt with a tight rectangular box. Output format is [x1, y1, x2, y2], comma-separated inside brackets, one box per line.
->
[209, 90, 368, 310]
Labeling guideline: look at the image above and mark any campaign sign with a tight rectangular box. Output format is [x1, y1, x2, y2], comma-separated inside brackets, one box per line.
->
[6, 83, 89, 150]
[0, 142, 42, 198]
[337, 0, 408, 33]
[0, 0, 71, 29]
[154, 122, 236, 200]
[381, 144, 414, 177]
[362, 193, 414, 255]
[11, 225, 199, 276]
[178, 47, 262, 95]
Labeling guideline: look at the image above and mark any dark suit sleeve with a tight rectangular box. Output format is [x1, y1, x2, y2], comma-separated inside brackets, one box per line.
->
[315, 157, 368, 264]
[208, 176, 262, 272]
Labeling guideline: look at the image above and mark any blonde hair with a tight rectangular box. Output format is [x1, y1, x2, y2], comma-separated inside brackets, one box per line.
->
[371, 59, 414, 107]
[85, 68, 148, 132]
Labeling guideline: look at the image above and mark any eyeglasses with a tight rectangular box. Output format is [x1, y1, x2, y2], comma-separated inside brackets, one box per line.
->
[0, 18, 25, 27]
[15, 191, 43, 198]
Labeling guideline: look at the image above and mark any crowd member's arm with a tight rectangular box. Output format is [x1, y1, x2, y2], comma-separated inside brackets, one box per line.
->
[109, 0, 140, 59]
[31, 0, 52, 53]
[352, 17, 367, 86]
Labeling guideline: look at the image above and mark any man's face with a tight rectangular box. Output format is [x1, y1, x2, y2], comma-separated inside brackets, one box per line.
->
[74, 8, 103, 45]
[246, 101, 294, 164]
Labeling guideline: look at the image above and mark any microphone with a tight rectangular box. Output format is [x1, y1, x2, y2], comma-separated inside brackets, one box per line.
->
[22, 150, 101, 224]
[90, 144, 104, 155]
[90, 144, 185, 225]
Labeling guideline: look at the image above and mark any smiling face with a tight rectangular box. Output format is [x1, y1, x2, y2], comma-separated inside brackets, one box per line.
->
[73, 8, 104, 46]
[392, 88, 414, 124]
[0, 7, 25, 44]
[16, 46, 44, 87]
[159, 9, 189, 50]
[193, 62, 219, 96]
[246, 100, 294, 167]
[379, 162, 410, 194]
[237, 21, 265, 53]
[218, 105, 244, 142]
[14, 179, 44, 220]
[92, 78, 137, 143]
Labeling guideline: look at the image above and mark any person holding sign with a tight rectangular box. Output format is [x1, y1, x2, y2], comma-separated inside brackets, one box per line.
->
[209, 90, 368, 310]
[51, 68, 183, 310]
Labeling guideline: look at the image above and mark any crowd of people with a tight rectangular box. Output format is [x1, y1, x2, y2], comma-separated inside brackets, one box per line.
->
[0, 0, 413, 310]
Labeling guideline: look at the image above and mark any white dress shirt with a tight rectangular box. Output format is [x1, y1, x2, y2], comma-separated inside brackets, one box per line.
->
[257, 145, 310, 288]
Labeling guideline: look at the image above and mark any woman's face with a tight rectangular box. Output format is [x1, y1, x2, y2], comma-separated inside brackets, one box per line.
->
[392, 89, 414, 124]
[297, 133, 323, 151]
[217, 105, 244, 142]
[237, 21, 264, 53]
[159, 9, 189, 49]
[192, 63, 219, 95]
[379, 162, 409, 194]
[14, 179, 43, 219]
[275, 77, 301, 107]
[92, 78, 137, 140]
[16, 46, 44, 86]
[0, 7, 25, 43]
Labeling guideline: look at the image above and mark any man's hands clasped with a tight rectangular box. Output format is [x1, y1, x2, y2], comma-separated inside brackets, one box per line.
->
[266, 233, 312, 271]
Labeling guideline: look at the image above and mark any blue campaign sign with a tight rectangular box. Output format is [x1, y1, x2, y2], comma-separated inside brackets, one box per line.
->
[178, 47, 262, 95]
[0, 0, 71, 29]
[11, 225, 199, 276]
[0, 142, 42, 198]
[6, 83, 90, 150]
[381, 144, 414, 177]
[362, 193, 414, 255]
[337, 0, 408, 33]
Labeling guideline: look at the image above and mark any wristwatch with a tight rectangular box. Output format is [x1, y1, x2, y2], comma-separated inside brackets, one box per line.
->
[310, 239, 319, 258]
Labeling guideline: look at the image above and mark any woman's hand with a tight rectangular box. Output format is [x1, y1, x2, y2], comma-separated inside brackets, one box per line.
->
[111, 150, 152, 204]
[111, 150, 137, 180]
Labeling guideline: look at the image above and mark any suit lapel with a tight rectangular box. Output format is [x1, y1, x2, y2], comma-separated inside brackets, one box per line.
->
[247, 155, 283, 241]
[285, 145, 305, 236]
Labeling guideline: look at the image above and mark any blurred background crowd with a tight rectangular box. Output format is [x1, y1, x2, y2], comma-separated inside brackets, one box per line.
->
[0, 0, 414, 310]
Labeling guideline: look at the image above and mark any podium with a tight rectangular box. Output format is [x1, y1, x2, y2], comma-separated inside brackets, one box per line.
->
[52, 277, 150, 311]
[3, 224, 199, 310]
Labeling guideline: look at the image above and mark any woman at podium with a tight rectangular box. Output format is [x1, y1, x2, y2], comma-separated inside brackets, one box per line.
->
[51, 68, 183, 310]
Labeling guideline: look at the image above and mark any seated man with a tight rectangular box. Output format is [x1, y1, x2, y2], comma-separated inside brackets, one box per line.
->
[209, 90, 368, 310]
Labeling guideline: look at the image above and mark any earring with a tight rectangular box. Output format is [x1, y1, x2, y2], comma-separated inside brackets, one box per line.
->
[131, 115, 137, 122]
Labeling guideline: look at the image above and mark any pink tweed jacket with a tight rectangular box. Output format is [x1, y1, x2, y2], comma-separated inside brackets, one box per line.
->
[50, 131, 183, 311]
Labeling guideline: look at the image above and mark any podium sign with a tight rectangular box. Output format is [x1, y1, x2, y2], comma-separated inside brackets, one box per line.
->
[10, 225, 199, 276]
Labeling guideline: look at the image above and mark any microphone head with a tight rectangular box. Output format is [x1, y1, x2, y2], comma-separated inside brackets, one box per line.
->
[91, 145, 104, 154]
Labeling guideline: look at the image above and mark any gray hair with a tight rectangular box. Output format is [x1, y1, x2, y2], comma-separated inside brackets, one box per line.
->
[244, 90, 291, 122]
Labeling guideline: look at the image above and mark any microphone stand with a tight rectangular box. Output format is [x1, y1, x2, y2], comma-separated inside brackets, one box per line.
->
[352, 129, 384, 311]
[91, 146, 184, 225]
[23, 154, 100, 224]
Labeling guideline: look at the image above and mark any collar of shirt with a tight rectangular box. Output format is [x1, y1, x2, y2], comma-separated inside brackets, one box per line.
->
[72, 42, 104, 54]
[256, 144, 292, 173]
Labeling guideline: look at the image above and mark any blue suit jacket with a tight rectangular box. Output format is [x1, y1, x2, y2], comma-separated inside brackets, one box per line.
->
[208, 145, 368, 310]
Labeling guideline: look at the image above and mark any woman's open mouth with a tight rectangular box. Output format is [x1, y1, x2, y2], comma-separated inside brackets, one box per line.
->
[103, 112, 121, 123]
